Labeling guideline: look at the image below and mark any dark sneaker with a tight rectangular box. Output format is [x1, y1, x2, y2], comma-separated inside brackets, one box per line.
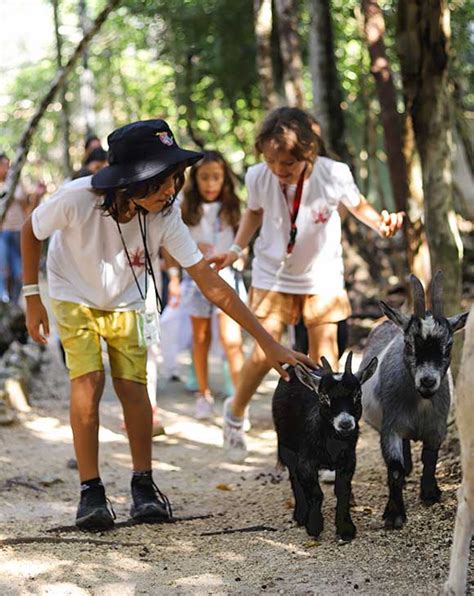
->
[76, 485, 116, 531]
[130, 475, 173, 523]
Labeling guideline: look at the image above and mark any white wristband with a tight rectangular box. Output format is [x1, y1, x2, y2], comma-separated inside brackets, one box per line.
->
[167, 267, 180, 278]
[229, 243, 244, 258]
[22, 284, 40, 297]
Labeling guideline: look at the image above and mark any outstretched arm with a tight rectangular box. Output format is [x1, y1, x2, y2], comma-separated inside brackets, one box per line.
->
[185, 258, 314, 379]
[21, 216, 50, 344]
[347, 195, 404, 238]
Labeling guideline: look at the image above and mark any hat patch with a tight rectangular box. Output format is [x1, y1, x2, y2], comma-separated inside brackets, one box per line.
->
[156, 131, 174, 146]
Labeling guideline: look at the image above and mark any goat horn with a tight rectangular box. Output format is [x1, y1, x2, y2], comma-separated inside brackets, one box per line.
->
[344, 351, 353, 375]
[320, 356, 333, 373]
[410, 274, 426, 317]
[430, 270, 444, 318]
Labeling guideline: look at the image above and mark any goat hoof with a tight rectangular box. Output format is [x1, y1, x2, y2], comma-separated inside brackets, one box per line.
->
[383, 513, 406, 530]
[293, 504, 309, 526]
[337, 521, 356, 542]
[421, 485, 441, 505]
[305, 510, 324, 538]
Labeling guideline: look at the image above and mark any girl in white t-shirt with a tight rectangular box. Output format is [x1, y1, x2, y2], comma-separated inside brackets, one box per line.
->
[181, 151, 244, 419]
[212, 107, 404, 462]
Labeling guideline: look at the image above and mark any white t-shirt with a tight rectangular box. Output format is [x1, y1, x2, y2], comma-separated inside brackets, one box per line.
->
[186, 201, 236, 286]
[246, 156, 361, 294]
[32, 176, 202, 311]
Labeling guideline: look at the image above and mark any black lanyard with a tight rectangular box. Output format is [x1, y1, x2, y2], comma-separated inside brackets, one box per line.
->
[116, 210, 164, 314]
[281, 166, 306, 255]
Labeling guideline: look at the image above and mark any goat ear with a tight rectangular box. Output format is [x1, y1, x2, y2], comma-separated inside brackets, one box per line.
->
[379, 300, 410, 329]
[356, 357, 378, 385]
[448, 311, 469, 333]
[294, 363, 322, 393]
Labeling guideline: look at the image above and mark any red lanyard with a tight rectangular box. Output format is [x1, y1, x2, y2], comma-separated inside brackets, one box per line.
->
[281, 166, 306, 255]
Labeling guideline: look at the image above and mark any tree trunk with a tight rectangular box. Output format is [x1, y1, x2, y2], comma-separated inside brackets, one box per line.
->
[79, 0, 97, 136]
[308, 0, 351, 163]
[1, 0, 120, 217]
[361, 0, 408, 215]
[253, 0, 279, 110]
[52, 0, 72, 177]
[397, 0, 462, 317]
[274, 0, 304, 108]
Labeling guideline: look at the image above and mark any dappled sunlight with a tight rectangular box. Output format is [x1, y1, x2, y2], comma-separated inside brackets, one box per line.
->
[24, 416, 72, 442]
[173, 573, 224, 589]
[93, 583, 136, 596]
[97, 426, 128, 443]
[0, 555, 69, 578]
[163, 418, 224, 447]
[215, 551, 246, 562]
[22, 414, 128, 445]
[256, 536, 312, 558]
[35, 583, 89, 596]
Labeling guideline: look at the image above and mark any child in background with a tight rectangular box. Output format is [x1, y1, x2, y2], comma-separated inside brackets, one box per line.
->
[180, 151, 245, 419]
[211, 107, 404, 462]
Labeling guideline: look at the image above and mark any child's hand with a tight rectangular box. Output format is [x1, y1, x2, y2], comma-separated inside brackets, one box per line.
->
[261, 339, 317, 381]
[207, 251, 238, 271]
[167, 277, 181, 308]
[379, 210, 404, 237]
[25, 296, 49, 344]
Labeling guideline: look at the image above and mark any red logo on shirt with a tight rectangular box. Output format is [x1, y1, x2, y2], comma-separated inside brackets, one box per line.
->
[311, 207, 330, 224]
[129, 248, 145, 268]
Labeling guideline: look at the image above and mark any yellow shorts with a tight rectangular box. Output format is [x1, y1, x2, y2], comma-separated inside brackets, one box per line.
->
[249, 287, 351, 327]
[51, 299, 147, 384]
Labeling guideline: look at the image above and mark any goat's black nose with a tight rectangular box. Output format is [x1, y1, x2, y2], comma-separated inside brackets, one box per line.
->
[339, 419, 353, 430]
[420, 376, 436, 388]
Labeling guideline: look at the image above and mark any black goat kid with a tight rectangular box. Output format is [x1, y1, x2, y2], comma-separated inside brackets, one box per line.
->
[272, 353, 378, 541]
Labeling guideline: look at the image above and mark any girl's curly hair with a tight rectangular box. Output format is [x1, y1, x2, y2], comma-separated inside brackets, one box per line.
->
[255, 107, 321, 164]
[94, 167, 186, 221]
[181, 151, 241, 231]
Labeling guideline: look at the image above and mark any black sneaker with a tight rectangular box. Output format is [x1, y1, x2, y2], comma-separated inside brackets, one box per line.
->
[76, 485, 116, 531]
[130, 475, 173, 523]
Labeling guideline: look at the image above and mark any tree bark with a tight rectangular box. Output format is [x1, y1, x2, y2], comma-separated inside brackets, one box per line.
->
[308, 0, 351, 163]
[79, 0, 97, 136]
[397, 0, 462, 316]
[361, 0, 408, 215]
[1, 0, 120, 218]
[253, 0, 279, 110]
[274, 0, 305, 108]
[52, 0, 72, 177]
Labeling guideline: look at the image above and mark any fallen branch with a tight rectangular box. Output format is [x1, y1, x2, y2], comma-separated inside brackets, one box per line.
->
[0, 478, 47, 493]
[0, 536, 143, 547]
[47, 513, 213, 534]
[200, 525, 278, 536]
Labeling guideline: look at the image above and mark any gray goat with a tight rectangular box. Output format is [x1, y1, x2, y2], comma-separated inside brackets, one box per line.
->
[360, 272, 468, 529]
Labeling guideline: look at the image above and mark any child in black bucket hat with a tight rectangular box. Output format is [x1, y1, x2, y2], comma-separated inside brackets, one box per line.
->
[21, 119, 314, 531]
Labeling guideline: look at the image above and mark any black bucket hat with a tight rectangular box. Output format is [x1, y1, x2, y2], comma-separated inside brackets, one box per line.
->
[91, 119, 203, 190]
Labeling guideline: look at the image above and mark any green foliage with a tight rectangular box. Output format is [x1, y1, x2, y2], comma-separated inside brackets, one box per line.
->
[2, 0, 472, 201]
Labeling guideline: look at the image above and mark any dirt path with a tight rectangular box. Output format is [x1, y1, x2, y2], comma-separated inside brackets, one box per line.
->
[0, 346, 469, 595]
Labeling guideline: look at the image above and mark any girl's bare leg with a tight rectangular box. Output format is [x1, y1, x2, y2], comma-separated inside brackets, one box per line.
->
[307, 322, 339, 370]
[190, 316, 212, 396]
[231, 317, 285, 418]
[218, 311, 244, 388]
